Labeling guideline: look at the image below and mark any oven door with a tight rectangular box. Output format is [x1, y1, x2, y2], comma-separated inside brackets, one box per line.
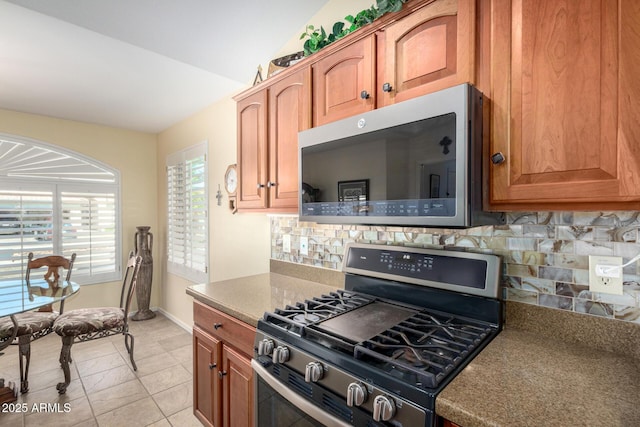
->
[252, 359, 351, 427]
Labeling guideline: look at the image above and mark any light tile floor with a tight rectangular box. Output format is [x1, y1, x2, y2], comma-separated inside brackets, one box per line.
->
[0, 313, 201, 427]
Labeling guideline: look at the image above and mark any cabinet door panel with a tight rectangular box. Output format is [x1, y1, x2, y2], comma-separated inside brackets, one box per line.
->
[269, 68, 311, 209]
[380, 0, 474, 106]
[222, 346, 253, 427]
[193, 327, 222, 427]
[488, 0, 640, 206]
[313, 36, 375, 125]
[237, 91, 268, 209]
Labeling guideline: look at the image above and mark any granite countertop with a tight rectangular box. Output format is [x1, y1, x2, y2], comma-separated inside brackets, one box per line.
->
[437, 302, 640, 427]
[186, 271, 342, 327]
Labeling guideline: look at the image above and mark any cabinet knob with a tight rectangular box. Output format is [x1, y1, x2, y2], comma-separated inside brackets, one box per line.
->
[491, 152, 506, 165]
[208, 363, 217, 370]
[267, 181, 277, 188]
[382, 83, 393, 92]
[218, 370, 227, 379]
[360, 90, 370, 99]
[213, 323, 222, 330]
[256, 183, 265, 189]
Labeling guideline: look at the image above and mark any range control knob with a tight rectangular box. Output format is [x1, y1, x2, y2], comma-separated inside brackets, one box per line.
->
[346, 382, 368, 407]
[272, 345, 290, 364]
[257, 339, 274, 356]
[373, 395, 396, 422]
[304, 362, 324, 383]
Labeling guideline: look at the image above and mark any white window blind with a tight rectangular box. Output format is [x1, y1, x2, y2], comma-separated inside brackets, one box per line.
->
[60, 190, 117, 281]
[0, 189, 54, 280]
[167, 142, 208, 283]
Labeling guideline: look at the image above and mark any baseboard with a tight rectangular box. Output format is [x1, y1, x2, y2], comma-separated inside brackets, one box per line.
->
[153, 306, 192, 334]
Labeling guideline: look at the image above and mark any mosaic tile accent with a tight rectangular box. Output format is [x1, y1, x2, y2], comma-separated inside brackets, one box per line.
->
[270, 212, 640, 324]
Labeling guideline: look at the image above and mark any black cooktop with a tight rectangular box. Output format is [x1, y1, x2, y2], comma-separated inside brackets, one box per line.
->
[263, 289, 497, 389]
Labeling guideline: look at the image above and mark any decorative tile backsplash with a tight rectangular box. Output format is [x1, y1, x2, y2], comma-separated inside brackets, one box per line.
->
[270, 212, 640, 324]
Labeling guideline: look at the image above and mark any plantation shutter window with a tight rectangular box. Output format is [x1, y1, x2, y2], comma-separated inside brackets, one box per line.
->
[0, 134, 121, 285]
[60, 190, 117, 281]
[167, 142, 208, 283]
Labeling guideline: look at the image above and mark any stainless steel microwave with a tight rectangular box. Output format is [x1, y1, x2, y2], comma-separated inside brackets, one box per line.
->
[298, 83, 504, 227]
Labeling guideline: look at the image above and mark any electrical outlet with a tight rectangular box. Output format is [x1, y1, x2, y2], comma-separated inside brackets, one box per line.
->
[300, 236, 309, 256]
[588, 255, 623, 295]
[283, 234, 291, 253]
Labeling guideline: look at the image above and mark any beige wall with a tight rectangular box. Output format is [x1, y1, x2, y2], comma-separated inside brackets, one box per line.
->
[0, 108, 159, 312]
[275, 0, 375, 59]
[158, 0, 387, 327]
[156, 95, 270, 328]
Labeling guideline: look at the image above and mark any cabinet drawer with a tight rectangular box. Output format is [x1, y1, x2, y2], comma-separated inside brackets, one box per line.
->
[193, 300, 255, 356]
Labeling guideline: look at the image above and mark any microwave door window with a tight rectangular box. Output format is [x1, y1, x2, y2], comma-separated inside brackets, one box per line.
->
[301, 112, 457, 218]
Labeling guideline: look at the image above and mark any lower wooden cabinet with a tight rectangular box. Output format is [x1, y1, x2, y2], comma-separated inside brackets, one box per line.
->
[193, 326, 221, 426]
[193, 301, 255, 427]
[441, 419, 462, 427]
[222, 346, 253, 427]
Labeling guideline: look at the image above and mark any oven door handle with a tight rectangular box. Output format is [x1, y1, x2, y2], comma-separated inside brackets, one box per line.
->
[252, 359, 351, 427]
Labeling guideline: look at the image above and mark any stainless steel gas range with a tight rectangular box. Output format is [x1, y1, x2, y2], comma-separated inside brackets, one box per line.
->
[253, 243, 502, 426]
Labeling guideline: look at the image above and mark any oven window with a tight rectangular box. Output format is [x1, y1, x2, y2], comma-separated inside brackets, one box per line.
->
[256, 376, 324, 427]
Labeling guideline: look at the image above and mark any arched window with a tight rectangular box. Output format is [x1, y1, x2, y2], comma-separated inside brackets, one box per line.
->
[0, 134, 121, 284]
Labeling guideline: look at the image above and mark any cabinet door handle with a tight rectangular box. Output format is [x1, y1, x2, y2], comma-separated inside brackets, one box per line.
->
[267, 181, 276, 188]
[209, 363, 217, 370]
[360, 90, 370, 99]
[218, 370, 227, 379]
[382, 83, 393, 92]
[491, 152, 506, 165]
[256, 183, 265, 189]
[213, 323, 222, 330]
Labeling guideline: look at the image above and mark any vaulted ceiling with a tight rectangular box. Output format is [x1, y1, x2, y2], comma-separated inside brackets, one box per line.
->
[0, 0, 328, 133]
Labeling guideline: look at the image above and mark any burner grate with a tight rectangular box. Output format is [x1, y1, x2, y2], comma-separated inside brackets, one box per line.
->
[261, 290, 372, 335]
[355, 310, 496, 388]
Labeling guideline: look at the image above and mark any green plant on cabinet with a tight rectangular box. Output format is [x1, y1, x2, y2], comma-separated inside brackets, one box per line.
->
[300, 0, 409, 56]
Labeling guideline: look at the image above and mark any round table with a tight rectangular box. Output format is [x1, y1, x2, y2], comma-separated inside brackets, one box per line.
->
[0, 278, 80, 402]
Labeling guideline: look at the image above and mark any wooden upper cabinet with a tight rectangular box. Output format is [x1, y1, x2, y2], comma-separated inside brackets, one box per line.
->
[237, 90, 268, 210]
[312, 35, 376, 126]
[486, 0, 640, 209]
[268, 68, 311, 210]
[378, 0, 475, 107]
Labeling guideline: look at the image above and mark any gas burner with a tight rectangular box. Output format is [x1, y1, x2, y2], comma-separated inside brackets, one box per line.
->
[293, 313, 321, 324]
[352, 309, 495, 389]
[261, 290, 373, 335]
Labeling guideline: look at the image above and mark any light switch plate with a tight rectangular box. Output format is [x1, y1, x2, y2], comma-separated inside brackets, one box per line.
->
[300, 236, 309, 256]
[283, 234, 291, 253]
[588, 255, 623, 295]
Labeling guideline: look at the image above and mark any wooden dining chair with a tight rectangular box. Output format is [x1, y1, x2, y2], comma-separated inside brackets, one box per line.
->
[53, 251, 142, 394]
[0, 252, 76, 394]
